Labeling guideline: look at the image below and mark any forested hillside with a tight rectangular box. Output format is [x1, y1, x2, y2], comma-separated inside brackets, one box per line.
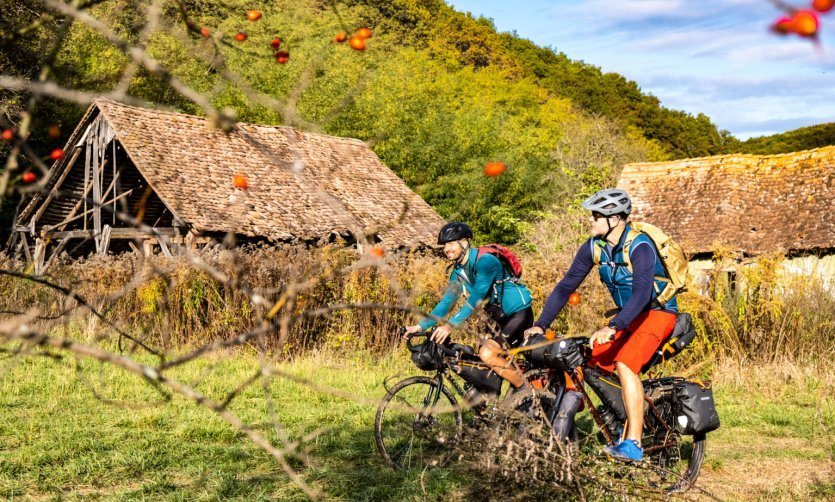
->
[2, 0, 738, 243]
[727, 122, 835, 155]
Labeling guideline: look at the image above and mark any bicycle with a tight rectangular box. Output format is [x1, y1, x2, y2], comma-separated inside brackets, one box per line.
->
[374, 329, 523, 470]
[375, 320, 717, 494]
[520, 323, 714, 493]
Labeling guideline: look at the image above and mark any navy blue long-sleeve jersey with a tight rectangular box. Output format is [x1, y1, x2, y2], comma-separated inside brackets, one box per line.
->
[534, 231, 675, 331]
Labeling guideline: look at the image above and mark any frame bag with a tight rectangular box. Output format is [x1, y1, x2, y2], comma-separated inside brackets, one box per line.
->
[675, 380, 720, 435]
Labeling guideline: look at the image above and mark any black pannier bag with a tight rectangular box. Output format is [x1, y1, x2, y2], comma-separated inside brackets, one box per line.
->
[409, 341, 443, 371]
[641, 312, 698, 373]
[675, 380, 720, 435]
[522, 334, 585, 373]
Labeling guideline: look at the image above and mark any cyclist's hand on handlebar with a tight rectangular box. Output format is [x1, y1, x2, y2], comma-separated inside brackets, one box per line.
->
[590, 326, 617, 346]
[430, 325, 452, 345]
[402, 324, 422, 340]
[523, 326, 544, 341]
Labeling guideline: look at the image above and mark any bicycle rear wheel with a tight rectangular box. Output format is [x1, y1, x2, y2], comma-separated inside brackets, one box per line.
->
[643, 402, 707, 492]
[660, 433, 706, 492]
[374, 376, 462, 470]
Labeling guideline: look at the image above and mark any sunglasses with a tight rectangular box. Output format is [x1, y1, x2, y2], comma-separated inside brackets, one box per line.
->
[591, 212, 610, 221]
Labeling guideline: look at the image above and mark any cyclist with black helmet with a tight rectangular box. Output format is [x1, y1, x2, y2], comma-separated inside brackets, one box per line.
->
[524, 188, 679, 462]
[404, 222, 534, 393]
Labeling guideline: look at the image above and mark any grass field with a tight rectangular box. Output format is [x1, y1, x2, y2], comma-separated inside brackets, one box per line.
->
[0, 349, 832, 501]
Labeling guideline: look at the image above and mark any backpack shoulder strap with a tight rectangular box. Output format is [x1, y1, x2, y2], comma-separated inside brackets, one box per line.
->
[591, 239, 605, 266]
[620, 228, 643, 272]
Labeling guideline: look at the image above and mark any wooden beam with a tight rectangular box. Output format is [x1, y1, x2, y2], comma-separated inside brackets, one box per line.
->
[99, 224, 112, 255]
[51, 158, 111, 233]
[112, 227, 180, 238]
[92, 143, 102, 253]
[41, 230, 91, 240]
[30, 145, 84, 225]
[20, 234, 33, 265]
[33, 238, 46, 275]
[42, 226, 180, 240]
[83, 141, 90, 231]
[143, 240, 153, 257]
[41, 237, 72, 274]
[43, 187, 130, 232]
[157, 236, 172, 257]
[112, 140, 117, 226]
[128, 241, 141, 255]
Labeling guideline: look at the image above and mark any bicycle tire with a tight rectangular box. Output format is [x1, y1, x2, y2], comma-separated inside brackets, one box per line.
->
[374, 376, 462, 470]
[642, 399, 707, 493]
[666, 433, 706, 492]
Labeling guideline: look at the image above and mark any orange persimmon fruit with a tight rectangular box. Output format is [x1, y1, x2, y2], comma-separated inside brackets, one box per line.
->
[349, 36, 366, 51]
[812, 0, 834, 14]
[233, 174, 249, 189]
[484, 161, 506, 177]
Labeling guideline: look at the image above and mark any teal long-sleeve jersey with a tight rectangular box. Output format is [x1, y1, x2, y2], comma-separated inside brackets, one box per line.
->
[418, 247, 532, 330]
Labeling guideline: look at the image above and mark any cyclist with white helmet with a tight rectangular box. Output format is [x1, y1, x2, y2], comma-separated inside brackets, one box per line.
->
[524, 188, 678, 461]
[404, 222, 534, 393]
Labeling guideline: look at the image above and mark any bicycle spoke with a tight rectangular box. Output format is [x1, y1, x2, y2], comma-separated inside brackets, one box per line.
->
[375, 377, 461, 471]
[390, 436, 415, 467]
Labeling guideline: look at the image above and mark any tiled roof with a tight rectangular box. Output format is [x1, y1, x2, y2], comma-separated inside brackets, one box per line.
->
[67, 99, 444, 248]
[619, 147, 835, 255]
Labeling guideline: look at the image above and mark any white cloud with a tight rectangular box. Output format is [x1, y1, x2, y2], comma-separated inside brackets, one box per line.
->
[448, 0, 835, 137]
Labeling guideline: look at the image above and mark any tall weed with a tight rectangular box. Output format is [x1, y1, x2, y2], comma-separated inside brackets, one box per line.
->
[1, 240, 831, 364]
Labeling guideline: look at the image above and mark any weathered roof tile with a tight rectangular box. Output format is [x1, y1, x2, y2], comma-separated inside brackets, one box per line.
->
[34, 99, 444, 249]
[619, 147, 835, 255]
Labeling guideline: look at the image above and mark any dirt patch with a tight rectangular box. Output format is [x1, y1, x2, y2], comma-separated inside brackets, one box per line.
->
[693, 436, 834, 500]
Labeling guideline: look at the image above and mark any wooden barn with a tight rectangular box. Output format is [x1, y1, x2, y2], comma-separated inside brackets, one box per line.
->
[619, 146, 835, 288]
[10, 99, 445, 272]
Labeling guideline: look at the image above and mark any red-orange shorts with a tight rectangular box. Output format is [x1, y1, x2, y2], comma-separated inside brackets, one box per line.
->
[588, 310, 677, 374]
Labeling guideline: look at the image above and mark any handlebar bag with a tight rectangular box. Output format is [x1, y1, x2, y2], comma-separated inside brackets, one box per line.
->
[409, 341, 443, 371]
[522, 334, 585, 372]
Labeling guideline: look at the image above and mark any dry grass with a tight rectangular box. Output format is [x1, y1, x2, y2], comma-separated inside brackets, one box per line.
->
[2, 243, 833, 368]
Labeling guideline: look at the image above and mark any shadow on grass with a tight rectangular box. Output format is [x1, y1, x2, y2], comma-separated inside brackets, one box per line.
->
[302, 424, 470, 501]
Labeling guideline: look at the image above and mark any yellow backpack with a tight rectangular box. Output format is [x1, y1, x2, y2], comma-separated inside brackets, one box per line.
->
[592, 222, 689, 305]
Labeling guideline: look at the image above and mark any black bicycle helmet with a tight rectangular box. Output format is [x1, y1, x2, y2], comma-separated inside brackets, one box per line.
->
[437, 222, 473, 244]
[581, 188, 632, 216]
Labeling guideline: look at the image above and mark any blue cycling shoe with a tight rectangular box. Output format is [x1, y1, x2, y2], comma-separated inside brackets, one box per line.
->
[604, 439, 644, 462]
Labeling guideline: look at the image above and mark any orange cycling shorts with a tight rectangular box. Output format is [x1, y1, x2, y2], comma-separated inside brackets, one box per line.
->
[588, 310, 677, 374]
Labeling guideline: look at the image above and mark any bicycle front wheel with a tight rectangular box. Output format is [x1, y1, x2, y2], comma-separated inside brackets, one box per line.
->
[375, 376, 462, 470]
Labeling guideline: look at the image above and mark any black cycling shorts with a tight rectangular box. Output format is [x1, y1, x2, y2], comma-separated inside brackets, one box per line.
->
[489, 306, 533, 348]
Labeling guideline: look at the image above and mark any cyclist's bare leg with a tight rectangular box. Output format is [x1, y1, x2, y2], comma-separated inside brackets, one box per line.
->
[479, 339, 524, 388]
[615, 361, 644, 442]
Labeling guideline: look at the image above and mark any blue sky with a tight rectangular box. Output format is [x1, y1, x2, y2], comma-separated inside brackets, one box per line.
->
[447, 0, 835, 139]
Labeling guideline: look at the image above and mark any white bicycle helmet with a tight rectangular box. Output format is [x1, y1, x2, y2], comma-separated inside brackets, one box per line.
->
[581, 188, 632, 216]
